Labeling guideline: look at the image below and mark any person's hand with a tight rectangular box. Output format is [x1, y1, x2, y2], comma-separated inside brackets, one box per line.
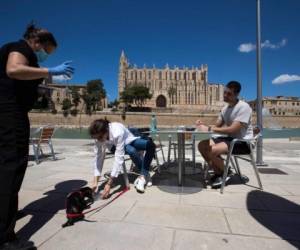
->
[197, 124, 209, 132]
[48, 61, 75, 77]
[195, 119, 204, 126]
[101, 183, 111, 199]
[91, 184, 98, 194]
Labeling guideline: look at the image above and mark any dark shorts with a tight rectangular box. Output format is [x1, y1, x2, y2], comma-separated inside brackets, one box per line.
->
[212, 136, 251, 155]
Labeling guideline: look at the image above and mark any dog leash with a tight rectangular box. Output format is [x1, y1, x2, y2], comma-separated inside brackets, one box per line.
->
[66, 187, 129, 219]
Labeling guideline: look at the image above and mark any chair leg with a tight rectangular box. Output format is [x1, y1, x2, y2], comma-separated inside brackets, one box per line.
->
[49, 140, 56, 160]
[173, 144, 177, 161]
[157, 135, 166, 163]
[203, 161, 209, 181]
[155, 151, 160, 173]
[230, 157, 238, 173]
[192, 139, 196, 169]
[32, 144, 40, 164]
[249, 148, 263, 190]
[167, 136, 171, 164]
[122, 162, 130, 189]
[220, 154, 231, 194]
[234, 156, 242, 177]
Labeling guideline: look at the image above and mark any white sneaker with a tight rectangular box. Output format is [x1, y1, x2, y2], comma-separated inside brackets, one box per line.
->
[146, 173, 152, 187]
[135, 176, 146, 193]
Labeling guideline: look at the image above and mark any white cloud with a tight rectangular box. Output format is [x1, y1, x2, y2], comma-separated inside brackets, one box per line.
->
[52, 75, 72, 82]
[238, 43, 256, 53]
[238, 38, 287, 53]
[272, 74, 300, 84]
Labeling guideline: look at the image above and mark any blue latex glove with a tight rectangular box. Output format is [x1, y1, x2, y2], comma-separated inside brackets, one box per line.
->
[48, 61, 75, 77]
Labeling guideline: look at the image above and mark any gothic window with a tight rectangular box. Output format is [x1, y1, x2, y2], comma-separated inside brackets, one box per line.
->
[159, 81, 162, 89]
[169, 72, 172, 80]
[131, 71, 133, 79]
[193, 72, 196, 81]
[148, 71, 151, 79]
[140, 71, 142, 79]
[159, 71, 162, 79]
[185, 72, 188, 80]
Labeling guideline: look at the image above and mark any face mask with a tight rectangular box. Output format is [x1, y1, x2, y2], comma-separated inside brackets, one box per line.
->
[35, 48, 49, 62]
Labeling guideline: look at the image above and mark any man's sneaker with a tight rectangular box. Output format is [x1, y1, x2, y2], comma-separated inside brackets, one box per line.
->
[209, 173, 222, 183]
[135, 176, 146, 193]
[211, 170, 233, 189]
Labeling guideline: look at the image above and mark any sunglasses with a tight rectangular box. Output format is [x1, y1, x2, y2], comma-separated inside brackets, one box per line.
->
[223, 90, 234, 96]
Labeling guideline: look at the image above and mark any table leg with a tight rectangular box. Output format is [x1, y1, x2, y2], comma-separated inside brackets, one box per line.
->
[177, 133, 185, 186]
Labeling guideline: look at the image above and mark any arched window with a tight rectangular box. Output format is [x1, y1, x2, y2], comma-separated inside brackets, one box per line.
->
[159, 71, 162, 79]
[148, 71, 151, 79]
[140, 71, 142, 79]
[131, 71, 134, 79]
[169, 72, 172, 80]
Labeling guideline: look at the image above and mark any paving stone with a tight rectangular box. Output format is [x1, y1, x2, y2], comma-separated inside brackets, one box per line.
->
[173, 229, 300, 250]
[224, 208, 300, 240]
[39, 221, 174, 250]
[125, 202, 230, 233]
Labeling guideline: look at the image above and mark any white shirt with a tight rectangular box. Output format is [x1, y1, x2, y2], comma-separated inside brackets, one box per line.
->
[217, 100, 253, 139]
[93, 122, 139, 177]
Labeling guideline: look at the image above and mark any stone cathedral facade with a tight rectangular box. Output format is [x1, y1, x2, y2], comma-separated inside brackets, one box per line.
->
[118, 51, 224, 112]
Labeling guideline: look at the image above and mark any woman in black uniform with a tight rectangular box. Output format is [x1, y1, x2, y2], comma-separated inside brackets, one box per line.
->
[0, 24, 74, 249]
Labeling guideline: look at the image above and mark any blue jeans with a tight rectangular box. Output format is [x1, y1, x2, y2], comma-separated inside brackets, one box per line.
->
[125, 138, 155, 176]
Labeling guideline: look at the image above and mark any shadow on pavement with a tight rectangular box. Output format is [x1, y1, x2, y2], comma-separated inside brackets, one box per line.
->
[17, 179, 87, 241]
[247, 190, 300, 248]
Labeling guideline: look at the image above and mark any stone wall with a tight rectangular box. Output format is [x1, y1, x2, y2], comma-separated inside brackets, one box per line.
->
[29, 111, 300, 128]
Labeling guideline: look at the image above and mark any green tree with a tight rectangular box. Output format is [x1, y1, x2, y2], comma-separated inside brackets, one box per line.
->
[70, 86, 81, 110]
[62, 98, 72, 117]
[86, 79, 106, 111]
[108, 99, 120, 108]
[81, 89, 93, 115]
[120, 85, 152, 108]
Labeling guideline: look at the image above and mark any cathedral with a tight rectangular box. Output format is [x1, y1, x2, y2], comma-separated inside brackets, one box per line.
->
[118, 51, 224, 112]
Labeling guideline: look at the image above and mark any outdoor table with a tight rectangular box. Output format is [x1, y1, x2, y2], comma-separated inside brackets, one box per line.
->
[150, 130, 212, 186]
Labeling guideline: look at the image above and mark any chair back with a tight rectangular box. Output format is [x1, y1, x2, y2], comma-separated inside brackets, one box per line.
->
[184, 133, 192, 141]
[39, 126, 55, 143]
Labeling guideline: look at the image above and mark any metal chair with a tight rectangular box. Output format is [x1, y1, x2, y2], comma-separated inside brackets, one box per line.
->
[167, 133, 196, 168]
[30, 126, 56, 164]
[150, 133, 166, 172]
[220, 128, 263, 194]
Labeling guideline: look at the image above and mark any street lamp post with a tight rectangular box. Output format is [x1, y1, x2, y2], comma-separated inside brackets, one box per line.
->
[256, 0, 267, 166]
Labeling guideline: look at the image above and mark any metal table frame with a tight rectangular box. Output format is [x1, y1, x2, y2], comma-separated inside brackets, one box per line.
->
[151, 130, 212, 186]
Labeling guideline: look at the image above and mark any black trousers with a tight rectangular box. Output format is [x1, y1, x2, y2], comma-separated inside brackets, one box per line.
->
[0, 105, 29, 244]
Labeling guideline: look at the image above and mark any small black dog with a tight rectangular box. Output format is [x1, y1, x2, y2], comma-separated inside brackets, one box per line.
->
[62, 187, 94, 228]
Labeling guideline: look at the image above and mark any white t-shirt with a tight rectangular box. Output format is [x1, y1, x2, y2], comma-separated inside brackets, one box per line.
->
[217, 100, 253, 139]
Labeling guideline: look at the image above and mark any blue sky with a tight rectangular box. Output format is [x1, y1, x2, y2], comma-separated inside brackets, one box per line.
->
[1, 0, 299, 102]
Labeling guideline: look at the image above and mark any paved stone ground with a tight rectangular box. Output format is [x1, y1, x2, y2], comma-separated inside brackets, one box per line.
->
[16, 138, 300, 250]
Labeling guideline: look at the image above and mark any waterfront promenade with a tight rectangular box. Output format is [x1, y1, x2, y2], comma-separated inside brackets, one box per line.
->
[17, 138, 300, 249]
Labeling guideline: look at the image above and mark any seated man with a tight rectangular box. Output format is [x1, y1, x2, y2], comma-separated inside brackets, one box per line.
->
[196, 81, 253, 188]
[89, 119, 155, 198]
